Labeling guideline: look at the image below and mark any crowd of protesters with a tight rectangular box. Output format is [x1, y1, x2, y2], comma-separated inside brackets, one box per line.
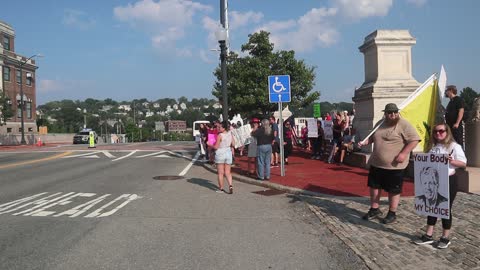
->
[196, 85, 467, 250]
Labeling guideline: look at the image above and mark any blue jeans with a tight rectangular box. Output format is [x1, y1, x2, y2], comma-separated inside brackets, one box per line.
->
[257, 144, 272, 179]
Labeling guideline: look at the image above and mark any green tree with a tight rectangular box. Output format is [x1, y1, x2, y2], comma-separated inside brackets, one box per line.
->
[460, 87, 479, 120]
[212, 31, 319, 119]
[0, 92, 13, 125]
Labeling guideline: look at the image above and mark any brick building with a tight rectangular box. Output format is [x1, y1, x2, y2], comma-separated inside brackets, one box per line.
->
[0, 20, 39, 136]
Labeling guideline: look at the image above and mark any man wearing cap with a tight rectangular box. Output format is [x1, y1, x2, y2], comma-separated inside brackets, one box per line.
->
[358, 103, 420, 224]
[444, 85, 465, 147]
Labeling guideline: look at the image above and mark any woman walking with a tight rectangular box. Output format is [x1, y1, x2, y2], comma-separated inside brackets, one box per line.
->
[208, 120, 235, 194]
[252, 119, 274, 180]
[413, 123, 467, 249]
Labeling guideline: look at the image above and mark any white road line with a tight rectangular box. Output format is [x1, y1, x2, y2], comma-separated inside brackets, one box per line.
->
[80, 155, 99, 158]
[165, 143, 172, 146]
[62, 152, 98, 158]
[136, 151, 165, 158]
[179, 151, 200, 176]
[102, 151, 116, 158]
[112, 150, 137, 162]
[155, 154, 172, 158]
[165, 150, 184, 158]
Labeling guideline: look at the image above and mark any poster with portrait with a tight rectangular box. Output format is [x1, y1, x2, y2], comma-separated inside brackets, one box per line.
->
[323, 120, 333, 141]
[413, 153, 450, 219]
[306, 118, 317, 138]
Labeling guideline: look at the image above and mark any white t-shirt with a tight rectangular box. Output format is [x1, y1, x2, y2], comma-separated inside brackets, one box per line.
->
[429, 142, 467, 176]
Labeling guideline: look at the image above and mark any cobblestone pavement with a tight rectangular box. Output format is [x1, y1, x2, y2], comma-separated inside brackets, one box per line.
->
[202, 159, 480, 270]
[302, 193, 480, 270]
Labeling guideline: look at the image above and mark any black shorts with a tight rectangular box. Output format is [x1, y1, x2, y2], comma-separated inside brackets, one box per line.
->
[367, 166, 405, 194]
[272, 142, 280, 153]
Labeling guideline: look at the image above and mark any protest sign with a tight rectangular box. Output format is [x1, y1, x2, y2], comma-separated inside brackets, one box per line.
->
[231, 125, 252, 148]
[323, 120, 333, 141]
[307, 118, 317, 138]
[413, 153, 450, 219]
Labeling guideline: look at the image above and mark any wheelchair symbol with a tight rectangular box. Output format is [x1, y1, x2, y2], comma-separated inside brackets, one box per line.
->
[272, 76, 286, 93]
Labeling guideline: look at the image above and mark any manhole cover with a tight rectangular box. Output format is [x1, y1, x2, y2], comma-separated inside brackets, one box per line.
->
[252, 189, 286, 196]
[153, 176, 185, 180]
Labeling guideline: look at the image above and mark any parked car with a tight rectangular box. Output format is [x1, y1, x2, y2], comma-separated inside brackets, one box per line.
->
[73, 129, 98, 144]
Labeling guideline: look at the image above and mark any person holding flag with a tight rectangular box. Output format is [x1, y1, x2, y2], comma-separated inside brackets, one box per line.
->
[359, 103, 420, 224]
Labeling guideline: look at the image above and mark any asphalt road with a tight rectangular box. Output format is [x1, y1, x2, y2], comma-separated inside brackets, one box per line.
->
[0, 142, 366, 270]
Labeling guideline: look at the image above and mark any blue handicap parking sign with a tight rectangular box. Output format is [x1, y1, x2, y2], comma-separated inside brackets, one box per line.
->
[268, 75, 291, 103]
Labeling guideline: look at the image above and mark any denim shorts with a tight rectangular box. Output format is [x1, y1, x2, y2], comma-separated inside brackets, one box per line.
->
[215, 148, 233, 165]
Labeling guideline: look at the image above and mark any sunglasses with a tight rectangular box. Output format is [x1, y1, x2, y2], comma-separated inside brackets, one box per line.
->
[434, 129, 446, 134]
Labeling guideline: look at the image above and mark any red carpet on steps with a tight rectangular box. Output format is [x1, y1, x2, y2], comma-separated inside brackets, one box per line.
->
[231, 148, 414, 197]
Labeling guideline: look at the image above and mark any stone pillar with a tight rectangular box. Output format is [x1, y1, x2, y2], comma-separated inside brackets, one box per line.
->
[352, 30, 420, 146]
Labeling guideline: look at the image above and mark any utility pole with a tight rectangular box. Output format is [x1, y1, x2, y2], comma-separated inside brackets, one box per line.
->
[219, 0, 229, 122]
[220, 0, 229, 54]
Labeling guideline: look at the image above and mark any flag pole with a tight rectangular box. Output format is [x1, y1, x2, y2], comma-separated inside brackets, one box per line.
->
[360, 73, 437, 145]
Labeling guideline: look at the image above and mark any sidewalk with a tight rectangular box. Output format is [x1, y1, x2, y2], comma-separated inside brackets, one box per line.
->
[203, 147, 480, 270]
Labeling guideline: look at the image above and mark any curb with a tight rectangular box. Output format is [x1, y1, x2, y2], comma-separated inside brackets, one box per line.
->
[199, 161, 370, 201]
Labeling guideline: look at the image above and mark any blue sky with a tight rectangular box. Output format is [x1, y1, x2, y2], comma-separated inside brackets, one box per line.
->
[1, 0, 478, 105]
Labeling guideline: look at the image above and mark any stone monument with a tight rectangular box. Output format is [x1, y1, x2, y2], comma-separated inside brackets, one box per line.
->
[352, 30, 420, 143]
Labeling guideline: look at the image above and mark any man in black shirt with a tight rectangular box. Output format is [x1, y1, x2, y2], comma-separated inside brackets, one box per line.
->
[444, 85, 465, 147]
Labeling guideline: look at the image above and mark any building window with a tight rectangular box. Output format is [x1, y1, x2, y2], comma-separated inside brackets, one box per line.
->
[28, 127, 33, 132]
[26, 74, 32, 86]
[19, 127, 23, 132]
[27, 102, 32, 119]
[16, 69, 21, 84]
[3, 67, 10, 81]
[3, 36, 10, 51]
[17, 105, 22, 118]
[7, 128, 12, 133]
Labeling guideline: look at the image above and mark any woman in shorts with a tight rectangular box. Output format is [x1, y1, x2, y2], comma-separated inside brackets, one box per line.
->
[208, 120, 235, 194]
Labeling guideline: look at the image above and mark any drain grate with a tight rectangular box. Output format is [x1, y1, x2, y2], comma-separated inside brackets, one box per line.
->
[153, 175, 185, 180]
[252, 189, 286, 196]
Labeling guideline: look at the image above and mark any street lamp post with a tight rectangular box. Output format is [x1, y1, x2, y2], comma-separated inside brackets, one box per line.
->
[18, 54, 43, 144]
[216, 28, 228, 122]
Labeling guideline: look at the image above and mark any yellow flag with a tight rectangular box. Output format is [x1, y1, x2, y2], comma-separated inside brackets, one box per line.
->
[400, 75, 439, 152]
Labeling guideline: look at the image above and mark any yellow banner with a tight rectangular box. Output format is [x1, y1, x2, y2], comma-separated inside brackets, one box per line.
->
[400, 80, 439, 152]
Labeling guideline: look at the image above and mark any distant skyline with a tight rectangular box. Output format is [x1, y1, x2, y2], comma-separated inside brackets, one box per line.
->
[1, 0, 479, 105]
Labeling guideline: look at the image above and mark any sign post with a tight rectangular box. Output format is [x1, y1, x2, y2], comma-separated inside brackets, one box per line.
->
[268, 75, 291, 177]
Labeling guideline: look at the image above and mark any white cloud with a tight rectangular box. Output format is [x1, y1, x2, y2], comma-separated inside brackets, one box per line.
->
[37, 79, 64, 93]
[229, 11, 263, 30]
[114, 0, 212, 53]
[256, 8, 339, 52]
[62, 9, 96, 30]
[199, 49, 214, 64]
[406, 0, 427, 7]
[332, 0, 393, 20]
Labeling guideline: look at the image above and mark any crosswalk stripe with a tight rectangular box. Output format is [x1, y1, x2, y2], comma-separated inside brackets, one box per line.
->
[80, 155, 99, 158]
[136, 151, 165, 158]
[155, 154, 172, 158]
[62, 152, 98, 158]
[102, 151, 116, 158]
[112, 150, 137, 162]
